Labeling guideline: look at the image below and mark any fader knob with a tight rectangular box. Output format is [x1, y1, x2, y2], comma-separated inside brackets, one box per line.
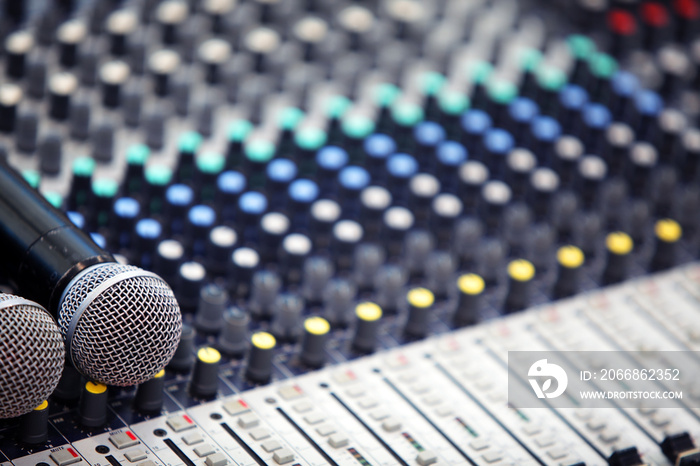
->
[300, 317, 330, 368]
[217, 307, 250, 357]
[194, 284, 228, 334]
[650, 219, 682, 272]
[352, 302, 382, 353]
[603, 232, 633, 284]
[504, 259, 535, 313]
[78, 382, 108, 428]
[18, 400, 49, 444]
[245, 332, 276, 384]
[453, 274, 485, 327]
[553, 245, 585, 298]
[404, 288, 434, 339]
[134, 370, 165, 414]
[189, 347, 221, 399]
[168, 324, 195, 372]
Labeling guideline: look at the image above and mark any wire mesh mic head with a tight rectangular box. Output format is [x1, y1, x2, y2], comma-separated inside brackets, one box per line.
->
[58, 263, 182, 386]
[0, 293, 65, 419]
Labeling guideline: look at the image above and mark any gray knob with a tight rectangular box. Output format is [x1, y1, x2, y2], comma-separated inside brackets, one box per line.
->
[552, 192, 578, 238]
[69, 97, 91, 141]
[144, 109, 165, 150]
[526, 225, 555, 272]
[173, 76, 190, 115]
[353, 243, 385, 290]
[403, 230, 434, 277]
[26, 57, 47, 99]
[217, 307, 250, 357]
[270, 293, 304, 342]
[503, 204, 532, 253]
[573, 212, 602, 257]
[92, 122, 114, 162]
[375, 265, 406, 314]
[302, 256, 334, 304]
[453, 217, 483, 265]
[323, 278, 356, 327]
[15, 110, 38, 153]
[123, 84, 142, 127]
[477, 238, 505, 284]
[249, 270, 281, 319]
[194, 284, 228, 334]
[38, 132, 62, 176]
[79, 46, 99, 86]
[195, 100, 215, 137]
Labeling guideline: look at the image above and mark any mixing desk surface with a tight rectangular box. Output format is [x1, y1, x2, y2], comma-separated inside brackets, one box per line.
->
[0, 0, 700, 465]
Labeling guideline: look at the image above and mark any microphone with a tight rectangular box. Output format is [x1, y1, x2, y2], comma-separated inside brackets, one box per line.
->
[0, 293, 65, 419]
[0, 159, 182, 386]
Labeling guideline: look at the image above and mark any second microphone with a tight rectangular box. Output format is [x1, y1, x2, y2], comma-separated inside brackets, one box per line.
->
[0, 159, 182, 386]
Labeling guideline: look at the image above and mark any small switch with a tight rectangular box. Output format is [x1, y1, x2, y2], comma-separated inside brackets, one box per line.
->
[273, 448, 295, 464]
[535, 436, 555, 448]
[547, 448, 568, 460]
[482, 450, 504, 463]
[124, 450, 148, 463]
[416, 450, 438, 465]
[382, 417, 401, 432]
[237, 412, 260, 428]
[303, 412, 325, 425]
[277, 385, 303, 400]
[292, 401, 313, 413]
[194, 444, 216, 457]
[109, 431, 140, 449]
[222, 400, 249, 416]
[166, 415, 196, 432]
[50, 448, 82, 466]
[358, 398, 378, 409]
[345, 387, 365, 398]
[328, 433, 349, 448]
[249, 428, 270, 440]
[316, 424, 336, 436]
[470, 439, 490, 451]
[261, 440, 282, 452]
[204, 452, 228, 466]
[182, 432, 204, 445]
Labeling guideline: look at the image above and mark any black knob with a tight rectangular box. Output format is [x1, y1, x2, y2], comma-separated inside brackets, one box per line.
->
[299, 316, 330, 368]
[168, 324, 195, 372]
[18, 400, 49, 444]
[245, 332, 276, 384]
[134, 370, 165, 414]
[189, 347, 221, 399]
[504, 259, 535, 313]
[404, 288, 434, 339]
[78, 382, 108, 428]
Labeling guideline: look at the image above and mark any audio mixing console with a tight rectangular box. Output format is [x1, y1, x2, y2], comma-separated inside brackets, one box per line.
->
[0, 0, 700, 465]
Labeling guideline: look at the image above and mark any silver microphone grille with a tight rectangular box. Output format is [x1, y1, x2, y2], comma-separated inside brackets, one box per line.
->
[0, 293, 65, 419]
[58, 263, 182, 386]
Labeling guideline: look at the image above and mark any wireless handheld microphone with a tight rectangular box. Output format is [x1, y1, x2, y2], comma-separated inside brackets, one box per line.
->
[0, 293, 64, 419]
[0, 159, 182, 386]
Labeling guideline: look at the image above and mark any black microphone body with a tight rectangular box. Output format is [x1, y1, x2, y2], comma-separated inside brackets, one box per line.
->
[0, 159, 113, 312]
[0, 159, 182, 386]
